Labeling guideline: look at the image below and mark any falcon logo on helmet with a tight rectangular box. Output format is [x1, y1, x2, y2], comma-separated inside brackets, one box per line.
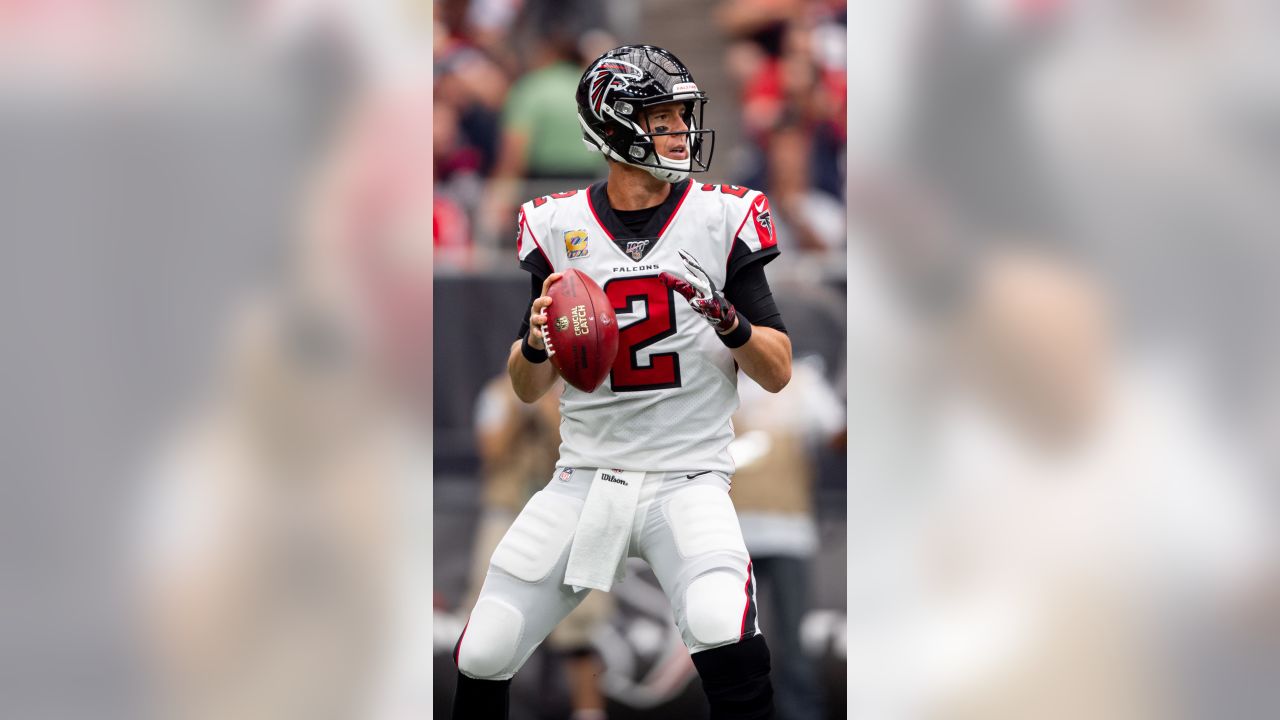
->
[589, 60, 644, 121]
[576, 45, 716, 183]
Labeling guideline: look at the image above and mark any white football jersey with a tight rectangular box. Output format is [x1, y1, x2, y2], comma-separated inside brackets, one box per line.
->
[515, 179, 780, 473]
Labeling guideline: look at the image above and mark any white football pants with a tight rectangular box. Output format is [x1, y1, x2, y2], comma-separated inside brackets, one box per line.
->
[455, 468, 761, 680]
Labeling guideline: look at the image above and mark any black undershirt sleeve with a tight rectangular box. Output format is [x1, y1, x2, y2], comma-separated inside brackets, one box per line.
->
[516, 254, 552, 339]
[723, 259, 788, 334]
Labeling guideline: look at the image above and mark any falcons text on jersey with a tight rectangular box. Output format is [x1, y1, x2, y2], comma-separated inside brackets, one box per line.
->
[515, 180, 779, 473]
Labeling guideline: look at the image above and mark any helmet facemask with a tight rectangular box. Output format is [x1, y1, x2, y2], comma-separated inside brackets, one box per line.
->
[580, 98, 715, 183]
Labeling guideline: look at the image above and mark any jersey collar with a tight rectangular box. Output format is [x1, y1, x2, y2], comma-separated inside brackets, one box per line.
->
[587, 179, 692, 262]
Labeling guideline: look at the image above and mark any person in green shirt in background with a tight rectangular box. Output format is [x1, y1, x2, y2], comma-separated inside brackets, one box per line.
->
[502, 42, 606, 179]
[479, 32, 606, 244]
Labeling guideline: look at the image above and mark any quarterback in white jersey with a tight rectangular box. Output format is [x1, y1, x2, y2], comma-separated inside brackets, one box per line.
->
[453, 45, 792, 720]
[513, 176, 782, 474]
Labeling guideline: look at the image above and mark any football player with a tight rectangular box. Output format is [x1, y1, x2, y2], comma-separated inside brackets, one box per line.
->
[452, 45, 792, 720]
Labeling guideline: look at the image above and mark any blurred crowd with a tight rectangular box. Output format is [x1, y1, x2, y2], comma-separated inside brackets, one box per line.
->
[843, 1, 1280, 718]
[717, 0, 847, 255]
[433, 0, 848, 272]
[0, 1, 434, 719]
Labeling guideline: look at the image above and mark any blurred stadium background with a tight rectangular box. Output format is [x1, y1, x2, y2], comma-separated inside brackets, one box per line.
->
[432, 1, 849, 718]
[0, 1, 1277, 719]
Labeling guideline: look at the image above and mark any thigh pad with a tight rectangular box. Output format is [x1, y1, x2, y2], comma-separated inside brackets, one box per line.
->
[490, 490, 579, 583]
[663, 484, 748, 560]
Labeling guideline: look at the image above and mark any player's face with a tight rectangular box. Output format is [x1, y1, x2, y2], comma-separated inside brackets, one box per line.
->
[642, 102, 690, 162]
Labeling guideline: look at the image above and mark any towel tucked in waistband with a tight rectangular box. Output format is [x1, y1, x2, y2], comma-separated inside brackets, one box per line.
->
[563, 468, 644, 593]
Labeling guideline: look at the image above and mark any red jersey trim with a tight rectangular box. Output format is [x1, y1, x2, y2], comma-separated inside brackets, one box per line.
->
[520, 209, 553, 268]
[654, 180, 694, 240]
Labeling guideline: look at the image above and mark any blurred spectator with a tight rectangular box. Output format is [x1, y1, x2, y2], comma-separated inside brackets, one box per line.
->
[460, 0, 617, 77]
[136, 292, 410, 720]
[730, 356, 845, 720]
[843, 3, 1280, 717]
[463, 0, 527, 73]
[478, 30, 606, 244]
[907, 249, 1274, 719]
[0, 1, 438, 718]
[431, 87, 484, 268]
[466, 376, 614, 720]
[900, 0, 1065, 246]
[720, 0, 847, 255]
[301, 84, 435, 411]
[434, 11, 509, 179]
[435, 97, 485, 180]
[1026, 0, 1280, 461]
[434, 192, 474, 268]
[494, 31, 603, 180]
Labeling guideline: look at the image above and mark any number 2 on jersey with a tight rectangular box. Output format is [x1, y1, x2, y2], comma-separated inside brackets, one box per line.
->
[603, 276, 681, 392]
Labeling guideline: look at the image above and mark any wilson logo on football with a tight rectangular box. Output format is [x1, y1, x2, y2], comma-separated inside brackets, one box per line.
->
[565, 229, 589, 259]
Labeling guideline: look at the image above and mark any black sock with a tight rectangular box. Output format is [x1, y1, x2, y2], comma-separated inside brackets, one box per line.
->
[691, 634, 775, 720]
[451, 672, 511, 720]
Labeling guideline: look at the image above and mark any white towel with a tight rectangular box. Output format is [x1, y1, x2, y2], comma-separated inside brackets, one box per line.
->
[564, 469, 644, 592]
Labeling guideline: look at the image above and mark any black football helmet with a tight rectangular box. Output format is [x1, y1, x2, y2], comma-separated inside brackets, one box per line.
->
[576, 45, 715, 183]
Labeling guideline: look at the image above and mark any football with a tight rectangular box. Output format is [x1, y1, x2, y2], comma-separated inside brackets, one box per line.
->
[545, 269, 619, 392]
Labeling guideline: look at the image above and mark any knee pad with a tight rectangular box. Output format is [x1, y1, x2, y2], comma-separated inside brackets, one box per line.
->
[455, 597, 524, 680]
[685, 570, 752, 649]
[490, 490, 578, 583]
